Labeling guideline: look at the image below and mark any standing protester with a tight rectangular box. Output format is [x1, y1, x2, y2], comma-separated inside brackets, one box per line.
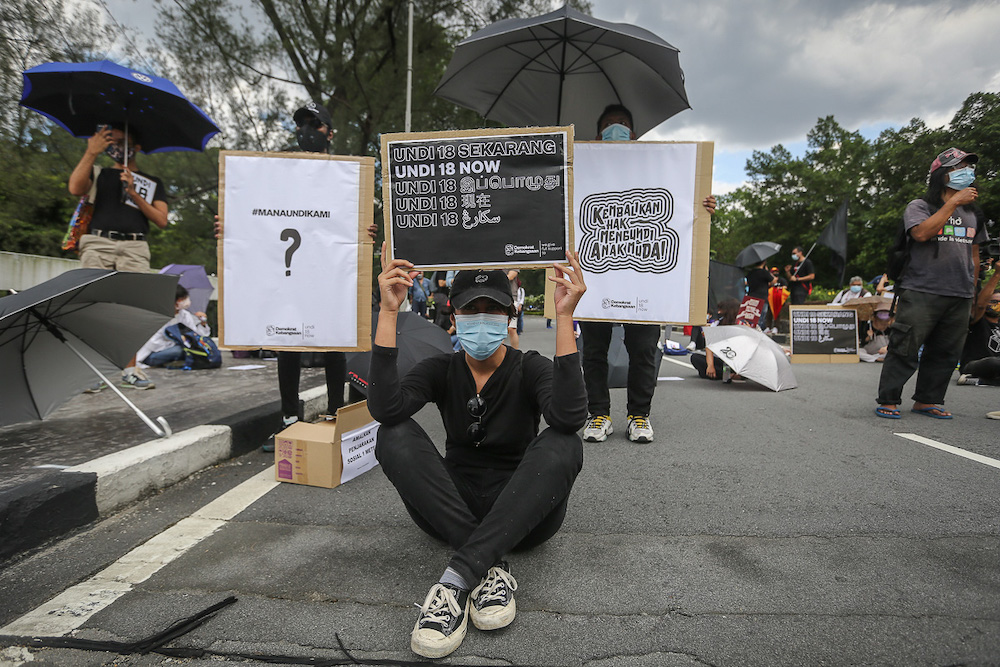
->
[408, 271, 431, 318]
[369, 246, 588, 659]
[957, 260, 1000, 386]
[875, 147, 988, 419]
[506, 269, 521, 349]
[214, 101, 377, 448]
[580, 104, 716, 444]
[745, 259, 777, 329]
[783, 245, 815, 305]
[69, 124, 168, 390]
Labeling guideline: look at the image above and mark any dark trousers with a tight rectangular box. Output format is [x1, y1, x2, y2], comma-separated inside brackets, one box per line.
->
[690, 351, 724, 379]
[877, 290, 972, 406]
[375, 419, 583, 587]
[412, 300, 427, 318]
[580, 321, 660, 416]
[277, 351, 346, 418]
[963, 356, 1000, 383]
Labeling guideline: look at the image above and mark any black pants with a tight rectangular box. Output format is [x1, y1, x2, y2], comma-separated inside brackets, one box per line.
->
[375, 419, 583, 587]
[277, 351, 346, 418]
[877, 290, 972, 405]
[580, 322, 660, 416]
[690, 351, 724, 379]
[963, 356, 1000, 383]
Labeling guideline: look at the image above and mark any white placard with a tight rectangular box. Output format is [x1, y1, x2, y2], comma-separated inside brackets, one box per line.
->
[220, 152, 371, 349]
[573, 142, 710, 324]
[124, 172, 157, 210]
[340, 421, 380, 484]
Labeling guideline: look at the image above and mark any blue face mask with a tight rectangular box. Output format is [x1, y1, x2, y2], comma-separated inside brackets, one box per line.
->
[455, 313, 508, 360]
[947, 166, 975, 190]
[601, 123, 632, 142]
[850, 285, 862, 294]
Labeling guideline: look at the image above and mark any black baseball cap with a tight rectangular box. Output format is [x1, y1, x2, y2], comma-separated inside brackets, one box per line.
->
[449, 270, 513, 309]
[293, 101, 332, 128]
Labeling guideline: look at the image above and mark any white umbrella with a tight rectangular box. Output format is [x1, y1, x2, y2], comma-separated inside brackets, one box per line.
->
[703, 325, 797, 392]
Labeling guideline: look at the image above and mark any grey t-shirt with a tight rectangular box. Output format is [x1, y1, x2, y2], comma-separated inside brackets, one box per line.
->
[902, 199, 988, 298]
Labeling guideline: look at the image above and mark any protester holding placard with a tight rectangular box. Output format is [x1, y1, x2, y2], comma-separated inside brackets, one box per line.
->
[369, 246, 587, 659]
[580, 104, 716, 444]
[69, 124, 169, 390]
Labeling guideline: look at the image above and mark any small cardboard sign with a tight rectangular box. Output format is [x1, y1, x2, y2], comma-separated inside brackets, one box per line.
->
[381, 126, 573, 269]
[737, 297, 765, 328]
[789, 305, 859, 363]
[274, 401, 379, 488]
[124, 172, 157, 210]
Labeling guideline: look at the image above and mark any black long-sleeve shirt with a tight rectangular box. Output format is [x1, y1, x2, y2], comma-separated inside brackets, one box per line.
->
[368, 344, 587, 470]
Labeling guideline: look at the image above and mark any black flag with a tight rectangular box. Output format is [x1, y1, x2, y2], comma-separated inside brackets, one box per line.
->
[708, 260, 747, 313]
[816, 198, 849, 284]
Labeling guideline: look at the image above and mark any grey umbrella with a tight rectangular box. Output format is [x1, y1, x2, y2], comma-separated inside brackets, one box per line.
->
[734, 242, 782, 268]
[0, 269, 178, 437]
[605, 324, 662, 388]
[434, 4, 689, 138]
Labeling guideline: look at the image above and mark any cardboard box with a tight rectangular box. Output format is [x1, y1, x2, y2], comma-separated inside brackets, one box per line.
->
[274, 400, 380, 488]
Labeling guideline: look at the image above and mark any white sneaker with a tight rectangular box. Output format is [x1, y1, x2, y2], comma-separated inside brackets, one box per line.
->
[411, 583, 470, 659]
[685, 341, 697, 351]
[627, 415, 654, 443]
[957, 374, 980, 386]
[470, 561, 518, 630]
[583, 415, 613, 442]
[986, 410, 1000, 420]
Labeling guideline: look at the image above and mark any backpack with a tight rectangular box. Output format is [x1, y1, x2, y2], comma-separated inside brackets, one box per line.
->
[164, 323, 222, 369]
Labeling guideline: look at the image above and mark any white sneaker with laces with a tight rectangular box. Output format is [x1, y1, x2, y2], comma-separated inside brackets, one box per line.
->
[627, 415, 654, 443]
[583, 415, 613, 442]
[470, 561, 518, 630]
[411, 583, 470, 659]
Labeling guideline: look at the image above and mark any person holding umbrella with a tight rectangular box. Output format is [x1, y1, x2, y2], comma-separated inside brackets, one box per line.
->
[370, 247, 588, 659]
[68, 124, 168, 389]
[580, 104, 716, 444]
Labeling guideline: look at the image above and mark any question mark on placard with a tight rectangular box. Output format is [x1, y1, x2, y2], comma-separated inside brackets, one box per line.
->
[280, 229, 301, 276]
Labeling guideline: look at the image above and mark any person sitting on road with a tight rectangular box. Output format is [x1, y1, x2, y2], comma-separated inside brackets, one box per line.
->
[859, 303, 893, 363]
[368, 245, 588, 659]
[957, 260, 1000, 385]
[135, 285, 210, 368]
[830, 276, 873, 305]
[691, 298, 740, 380]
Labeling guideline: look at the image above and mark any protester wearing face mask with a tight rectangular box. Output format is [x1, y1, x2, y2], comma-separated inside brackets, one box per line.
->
[830, 276, 872, 305]
[875, 147, 989, 419]
[69, 124, 169, 390]
[580, 104, 717, 444]
[135, 285, 211, 368]
[369, 247, 587, 659]
[859, 303, 893, 362]
[957, 259, 1000, 386]
[783, 245, 815, 305]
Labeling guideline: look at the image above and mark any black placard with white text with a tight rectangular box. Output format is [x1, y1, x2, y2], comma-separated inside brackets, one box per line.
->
[381, 127, 572, 268]
[790, 307, 859, 355]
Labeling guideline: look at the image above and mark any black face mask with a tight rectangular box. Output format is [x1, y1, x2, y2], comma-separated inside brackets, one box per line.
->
[296, 126, 330, 153]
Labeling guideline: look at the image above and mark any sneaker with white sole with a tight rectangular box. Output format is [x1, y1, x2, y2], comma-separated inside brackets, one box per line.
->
[470, 561, 518, 631]
[583, 415, 613, 442]
[957, 374, 980, 386]
[263, 415, 298, 453]
[121, 367, 154, 390]
[627, 415, 654, 443]
[986, 410, 1000, 420]
[411, 583, 470, 659]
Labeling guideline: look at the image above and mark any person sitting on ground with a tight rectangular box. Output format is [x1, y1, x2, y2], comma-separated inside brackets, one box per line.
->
[859, 303, 893, 362]
[135, 285, 210, 368]
[830, 275, 873, 305]
[691, 298, 740, 380]
[957, 259, 1000, 385]
[874, 273, 895, 297]
[368, 245, 588, 659]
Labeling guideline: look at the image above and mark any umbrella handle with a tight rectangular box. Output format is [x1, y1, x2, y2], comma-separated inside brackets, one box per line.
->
[62, 338, 173, 438]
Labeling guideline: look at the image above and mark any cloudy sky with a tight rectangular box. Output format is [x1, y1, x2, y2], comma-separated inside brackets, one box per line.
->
[590, 0, 1000, 191]
[100, 0, 1000, 193]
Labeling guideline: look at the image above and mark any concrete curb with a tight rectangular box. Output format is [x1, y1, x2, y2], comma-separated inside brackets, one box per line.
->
[1, 387, 331, 562]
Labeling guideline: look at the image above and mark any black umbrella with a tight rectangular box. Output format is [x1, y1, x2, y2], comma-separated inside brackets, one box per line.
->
[20, 60, 219, 153]
[0, 269, 178, 437]
[734, 242, 781, 268]
[346, 311, 454, 396]
[434, 5, 689, 138]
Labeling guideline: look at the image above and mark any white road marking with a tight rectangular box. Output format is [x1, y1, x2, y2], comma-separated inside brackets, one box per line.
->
[662, 356, 694, 369]
[895, 433, 1000, 471]
[0, 467, 278, 638]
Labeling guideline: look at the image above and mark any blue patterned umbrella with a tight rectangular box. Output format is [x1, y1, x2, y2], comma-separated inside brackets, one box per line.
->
[20, 60, 219, 153]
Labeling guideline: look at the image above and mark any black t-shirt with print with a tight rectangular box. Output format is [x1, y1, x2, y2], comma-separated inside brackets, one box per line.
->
[89, 168, 167, 235]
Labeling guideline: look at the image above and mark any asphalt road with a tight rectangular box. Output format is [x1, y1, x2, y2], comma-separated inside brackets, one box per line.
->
[1, 315, 999, 666]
